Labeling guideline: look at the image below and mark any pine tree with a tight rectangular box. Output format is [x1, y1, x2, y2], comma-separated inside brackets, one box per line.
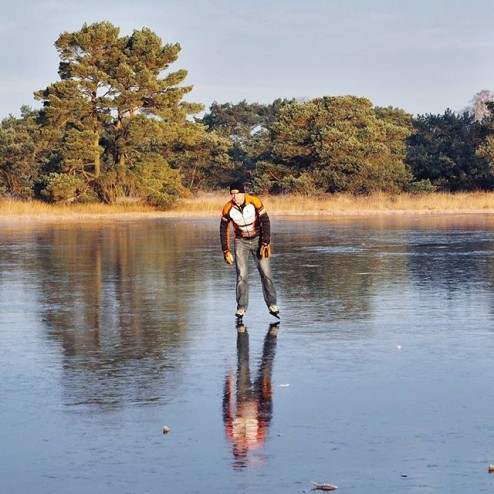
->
[34, 22, 204, 205]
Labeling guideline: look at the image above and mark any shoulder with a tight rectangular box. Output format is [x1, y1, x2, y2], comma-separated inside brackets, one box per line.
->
[245, 194, 267, 215]
[245, 194, 264, 209]
[222, 201, 234, 217]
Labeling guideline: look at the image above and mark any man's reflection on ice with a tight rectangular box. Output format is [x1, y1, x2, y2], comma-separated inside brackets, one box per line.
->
[223, 322, 279, 467]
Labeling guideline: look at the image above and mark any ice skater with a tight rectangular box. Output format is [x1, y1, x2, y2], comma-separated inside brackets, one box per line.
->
[220, 181, 279, 320]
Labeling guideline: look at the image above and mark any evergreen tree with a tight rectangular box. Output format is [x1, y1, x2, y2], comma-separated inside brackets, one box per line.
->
[199, 99, 293, 185]
[263, 96, 412, 193]
[34, 22, 204, 206]
[474, 102, 494, 183]
[160, 121, 234, 191]
[0, 106, 44, 198]
[406, 110, 492, 191]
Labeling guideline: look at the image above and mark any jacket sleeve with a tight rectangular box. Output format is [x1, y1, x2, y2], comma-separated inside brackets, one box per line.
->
[259, 211, 271, 244]
[220, 210, 231, 253]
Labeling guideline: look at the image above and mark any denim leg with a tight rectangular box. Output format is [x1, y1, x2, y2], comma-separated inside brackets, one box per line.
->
[253, 251, 277, 307]
[234, 239, 250, 310]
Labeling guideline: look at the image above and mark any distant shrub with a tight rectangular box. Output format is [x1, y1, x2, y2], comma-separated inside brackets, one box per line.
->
[41, 173, 85, 202]
[279, 173, 321, 195]
[405, 179, 438, 194]
[147, 192, 176, 210]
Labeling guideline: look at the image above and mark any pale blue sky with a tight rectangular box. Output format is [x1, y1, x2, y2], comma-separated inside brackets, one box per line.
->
[1, 0, 493, 118]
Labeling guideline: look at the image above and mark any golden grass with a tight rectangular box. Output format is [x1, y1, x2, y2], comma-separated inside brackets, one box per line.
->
[0, 199, 157, 222]
[177, 191, 494, 215]
[2, 191, 494, 222]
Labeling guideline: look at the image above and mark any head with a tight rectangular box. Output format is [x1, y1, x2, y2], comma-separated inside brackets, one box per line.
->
[229, 181, 245, 206]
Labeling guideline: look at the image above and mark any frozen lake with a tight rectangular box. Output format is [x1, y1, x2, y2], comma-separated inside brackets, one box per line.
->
[2, 214, 494, 493]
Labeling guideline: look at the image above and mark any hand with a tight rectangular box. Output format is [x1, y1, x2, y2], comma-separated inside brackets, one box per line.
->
[224, 251, 234, 265]
[260, 243, 271, 259]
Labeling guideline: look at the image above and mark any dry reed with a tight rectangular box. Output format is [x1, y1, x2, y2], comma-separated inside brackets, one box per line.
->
[0, 199, 156, 222]
[2, 191, 494, 222]
[177, 191, 494, 216]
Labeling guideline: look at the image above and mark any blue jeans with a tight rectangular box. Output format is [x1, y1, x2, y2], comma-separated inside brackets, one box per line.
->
[234, 237, 277, 311]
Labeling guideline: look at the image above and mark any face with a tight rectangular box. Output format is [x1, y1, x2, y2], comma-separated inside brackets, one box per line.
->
[231, 191, 245, 206]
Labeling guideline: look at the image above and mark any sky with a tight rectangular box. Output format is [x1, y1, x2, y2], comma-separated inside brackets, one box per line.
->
[1, 0, 493, 119]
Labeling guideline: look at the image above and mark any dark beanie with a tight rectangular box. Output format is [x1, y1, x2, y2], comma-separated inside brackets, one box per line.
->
[229, 181, 245, 193]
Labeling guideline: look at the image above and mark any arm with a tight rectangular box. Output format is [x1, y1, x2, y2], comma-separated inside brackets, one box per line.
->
[220, 207, 234, 265]
[220, 215, 231, 253]
[259, 211, 271, 245]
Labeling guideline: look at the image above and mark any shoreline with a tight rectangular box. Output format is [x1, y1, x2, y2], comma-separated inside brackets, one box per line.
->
[3, 191, 494, 223]
[2, 208, 494, 225]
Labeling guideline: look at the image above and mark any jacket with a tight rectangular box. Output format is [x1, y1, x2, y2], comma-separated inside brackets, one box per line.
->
[220, 194, 271, 253]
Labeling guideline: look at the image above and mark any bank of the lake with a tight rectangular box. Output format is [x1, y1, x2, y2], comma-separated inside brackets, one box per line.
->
[2, 191, 494, 223]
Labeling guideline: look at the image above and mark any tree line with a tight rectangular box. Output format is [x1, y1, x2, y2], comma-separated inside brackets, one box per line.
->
[1, 22, 494, 208]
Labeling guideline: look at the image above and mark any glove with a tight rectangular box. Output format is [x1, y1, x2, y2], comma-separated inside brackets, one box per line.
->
[260, 243, 271, 259]
[224, 250, 234, 265]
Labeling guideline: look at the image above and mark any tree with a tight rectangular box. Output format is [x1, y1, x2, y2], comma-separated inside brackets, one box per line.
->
[199, 99, 294, 185]
[160, 121, 234, 191]
[200, 100, 262, 142]
[34, 22, 204, 206]
[0, 106, 44, 198]
[264, 96, 412, 193]
[200, 99, 292, 140]
[406, 110, 492, 191]
[463, 89, 494, 122]
[475, 102, 494, 177]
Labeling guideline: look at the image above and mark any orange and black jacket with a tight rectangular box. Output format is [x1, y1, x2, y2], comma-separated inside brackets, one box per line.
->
[220, 194, 271, 253]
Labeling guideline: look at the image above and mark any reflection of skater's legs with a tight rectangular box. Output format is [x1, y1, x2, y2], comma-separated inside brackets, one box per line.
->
[258, 323, 278, 382]
[236, 329, 251, 401]
[267, 322, 280, 337]
[255, 323, 278, 428]
[223, 322, 279, 467]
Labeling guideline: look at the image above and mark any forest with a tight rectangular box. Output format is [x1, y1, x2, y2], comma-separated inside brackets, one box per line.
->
[1, 21, 494, 209]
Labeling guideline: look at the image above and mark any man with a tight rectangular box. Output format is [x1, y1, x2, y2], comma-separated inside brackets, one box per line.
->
[220, 181, 279, 320]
